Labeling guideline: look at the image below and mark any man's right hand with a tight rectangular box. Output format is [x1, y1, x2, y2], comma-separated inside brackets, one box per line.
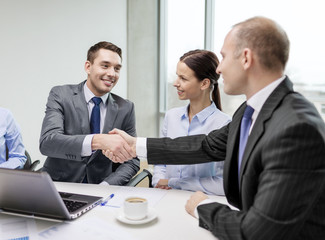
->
[102, 128, 137, 163]
[92, 133, 136, 162]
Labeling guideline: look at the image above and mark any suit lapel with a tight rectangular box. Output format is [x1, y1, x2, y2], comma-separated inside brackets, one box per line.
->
[102, 94, 119, 133]
[239, 77, 294, 186]
[72, 81, 91, 134]
[223, 103, 246, 207]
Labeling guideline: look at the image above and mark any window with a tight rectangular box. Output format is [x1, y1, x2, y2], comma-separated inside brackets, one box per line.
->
[160, 0, 325, 124]
[213, 0, 325, 119]
[160, 0, 205, 116]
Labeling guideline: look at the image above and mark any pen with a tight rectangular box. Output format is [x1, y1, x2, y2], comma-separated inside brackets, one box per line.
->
[101, 193, 115, 206]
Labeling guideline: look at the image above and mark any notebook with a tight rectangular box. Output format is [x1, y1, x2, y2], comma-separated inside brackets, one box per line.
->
[0, 169, 103, 220]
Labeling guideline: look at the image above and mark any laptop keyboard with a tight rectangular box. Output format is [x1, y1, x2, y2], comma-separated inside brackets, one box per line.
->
[59, 192, 74, 198]
[63, 199, 87, 213]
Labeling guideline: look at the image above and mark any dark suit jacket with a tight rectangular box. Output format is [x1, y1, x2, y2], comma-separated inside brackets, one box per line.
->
[147, 77, 325, 240]
[39, 81, 139, 185]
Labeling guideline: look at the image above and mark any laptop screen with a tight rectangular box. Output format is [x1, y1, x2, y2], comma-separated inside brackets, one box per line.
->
[0, 169, 102, 220]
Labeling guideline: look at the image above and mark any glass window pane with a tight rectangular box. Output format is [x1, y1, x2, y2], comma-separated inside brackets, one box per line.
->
[166, 0, 205, 110]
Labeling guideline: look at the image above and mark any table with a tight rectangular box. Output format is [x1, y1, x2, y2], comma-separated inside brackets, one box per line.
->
[1, 182, 230, 239]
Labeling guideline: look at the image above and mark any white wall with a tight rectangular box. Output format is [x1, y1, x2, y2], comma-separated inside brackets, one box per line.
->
[127, 0, 159, 137]
[0, 0, 127, 166]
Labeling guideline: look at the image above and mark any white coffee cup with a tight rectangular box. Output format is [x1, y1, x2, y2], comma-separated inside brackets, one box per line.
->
[124, 197, 148, 220]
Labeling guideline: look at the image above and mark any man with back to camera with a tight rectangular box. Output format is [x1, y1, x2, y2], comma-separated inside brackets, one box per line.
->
[39, 41, 139, 185]
[104, 17, 325, 239]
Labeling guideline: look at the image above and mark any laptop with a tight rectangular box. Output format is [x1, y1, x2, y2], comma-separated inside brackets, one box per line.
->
[0, 169, 103, 220]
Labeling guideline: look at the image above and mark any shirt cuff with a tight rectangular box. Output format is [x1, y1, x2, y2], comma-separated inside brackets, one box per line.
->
[194, 199, 216, 218]
[81, 134, 95, 157]
[136, 137, 147, 158]
[99, 181, 109, 186]
[168, 178, 178, 189]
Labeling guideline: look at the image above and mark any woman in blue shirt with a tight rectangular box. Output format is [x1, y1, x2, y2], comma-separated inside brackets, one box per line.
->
[152, 50, 231, 195]
[0, 107, 27, 169]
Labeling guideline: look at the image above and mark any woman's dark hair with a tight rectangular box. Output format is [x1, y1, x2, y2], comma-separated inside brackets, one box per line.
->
[180, 49, 222, 110]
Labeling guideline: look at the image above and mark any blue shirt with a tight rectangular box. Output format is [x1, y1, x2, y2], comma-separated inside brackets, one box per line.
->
[0, 108, 27, 169]
[153, 103, 231, 195]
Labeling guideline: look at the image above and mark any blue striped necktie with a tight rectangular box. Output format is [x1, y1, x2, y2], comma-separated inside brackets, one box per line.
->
[90, 97, 102, 134]
[238, 105, 254, 181]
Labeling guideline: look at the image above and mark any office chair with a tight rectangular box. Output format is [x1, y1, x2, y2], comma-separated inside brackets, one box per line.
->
[126, 169, 153, 187]
[23, 150, 40, 171]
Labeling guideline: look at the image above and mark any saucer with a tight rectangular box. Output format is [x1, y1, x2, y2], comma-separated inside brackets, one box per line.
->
[116, 207, 158, 225]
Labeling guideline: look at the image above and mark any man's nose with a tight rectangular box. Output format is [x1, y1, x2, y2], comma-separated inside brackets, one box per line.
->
[107, 66, 115, 76]
[216, 65, 221, 74]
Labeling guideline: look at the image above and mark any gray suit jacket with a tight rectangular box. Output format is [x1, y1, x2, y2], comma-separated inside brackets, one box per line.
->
[147, 77, 325, 240]
[39, 81, 139, 185]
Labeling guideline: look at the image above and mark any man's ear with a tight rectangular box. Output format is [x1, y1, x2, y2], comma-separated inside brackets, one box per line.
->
[201, 78, 211, 90]
[242, 48, 253, 70]
[84, 61, 91, 74]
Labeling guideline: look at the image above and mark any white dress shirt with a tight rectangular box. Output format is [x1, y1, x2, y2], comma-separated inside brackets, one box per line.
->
[81, 83, 109, 157]
[247, 76, 285, 133]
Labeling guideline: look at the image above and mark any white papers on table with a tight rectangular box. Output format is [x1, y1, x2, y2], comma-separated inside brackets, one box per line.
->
[38, 217, 138, 240]
[0, 217, 38, 240]
[102, 186, 168, 208]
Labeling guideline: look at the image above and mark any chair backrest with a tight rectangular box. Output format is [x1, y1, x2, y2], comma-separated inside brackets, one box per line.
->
[23, 150, 32, 170]
[24, 151, 40, 171]
[126, 169, 153, 187]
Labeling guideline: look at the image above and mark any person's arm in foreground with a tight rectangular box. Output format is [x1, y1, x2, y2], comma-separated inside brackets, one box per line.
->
[187, 123, 325, 240]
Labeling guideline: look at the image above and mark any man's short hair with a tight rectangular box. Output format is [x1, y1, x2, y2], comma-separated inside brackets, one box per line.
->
[87, 41, 122, 63]
[233, 16, 290, 71]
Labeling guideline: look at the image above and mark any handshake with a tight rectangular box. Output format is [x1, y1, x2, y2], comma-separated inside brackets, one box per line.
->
[93, 129, 137, 163]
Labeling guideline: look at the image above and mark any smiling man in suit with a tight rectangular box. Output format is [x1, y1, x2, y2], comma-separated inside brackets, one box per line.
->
[39, 41, 139, 185]
[104, 17, 325, 239]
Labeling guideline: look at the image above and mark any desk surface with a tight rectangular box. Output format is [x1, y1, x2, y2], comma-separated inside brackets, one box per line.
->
[1, 182, 228, 239]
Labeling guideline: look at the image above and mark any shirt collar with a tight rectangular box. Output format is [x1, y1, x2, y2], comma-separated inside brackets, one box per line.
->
[181, 102, 217, 123]
[247, 76, 286, 115]
[83, 82, 109, 105]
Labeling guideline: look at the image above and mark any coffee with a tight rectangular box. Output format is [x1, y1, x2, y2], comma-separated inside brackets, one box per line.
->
[126, 198, 146, 203]
[124, 196, 148, 220]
